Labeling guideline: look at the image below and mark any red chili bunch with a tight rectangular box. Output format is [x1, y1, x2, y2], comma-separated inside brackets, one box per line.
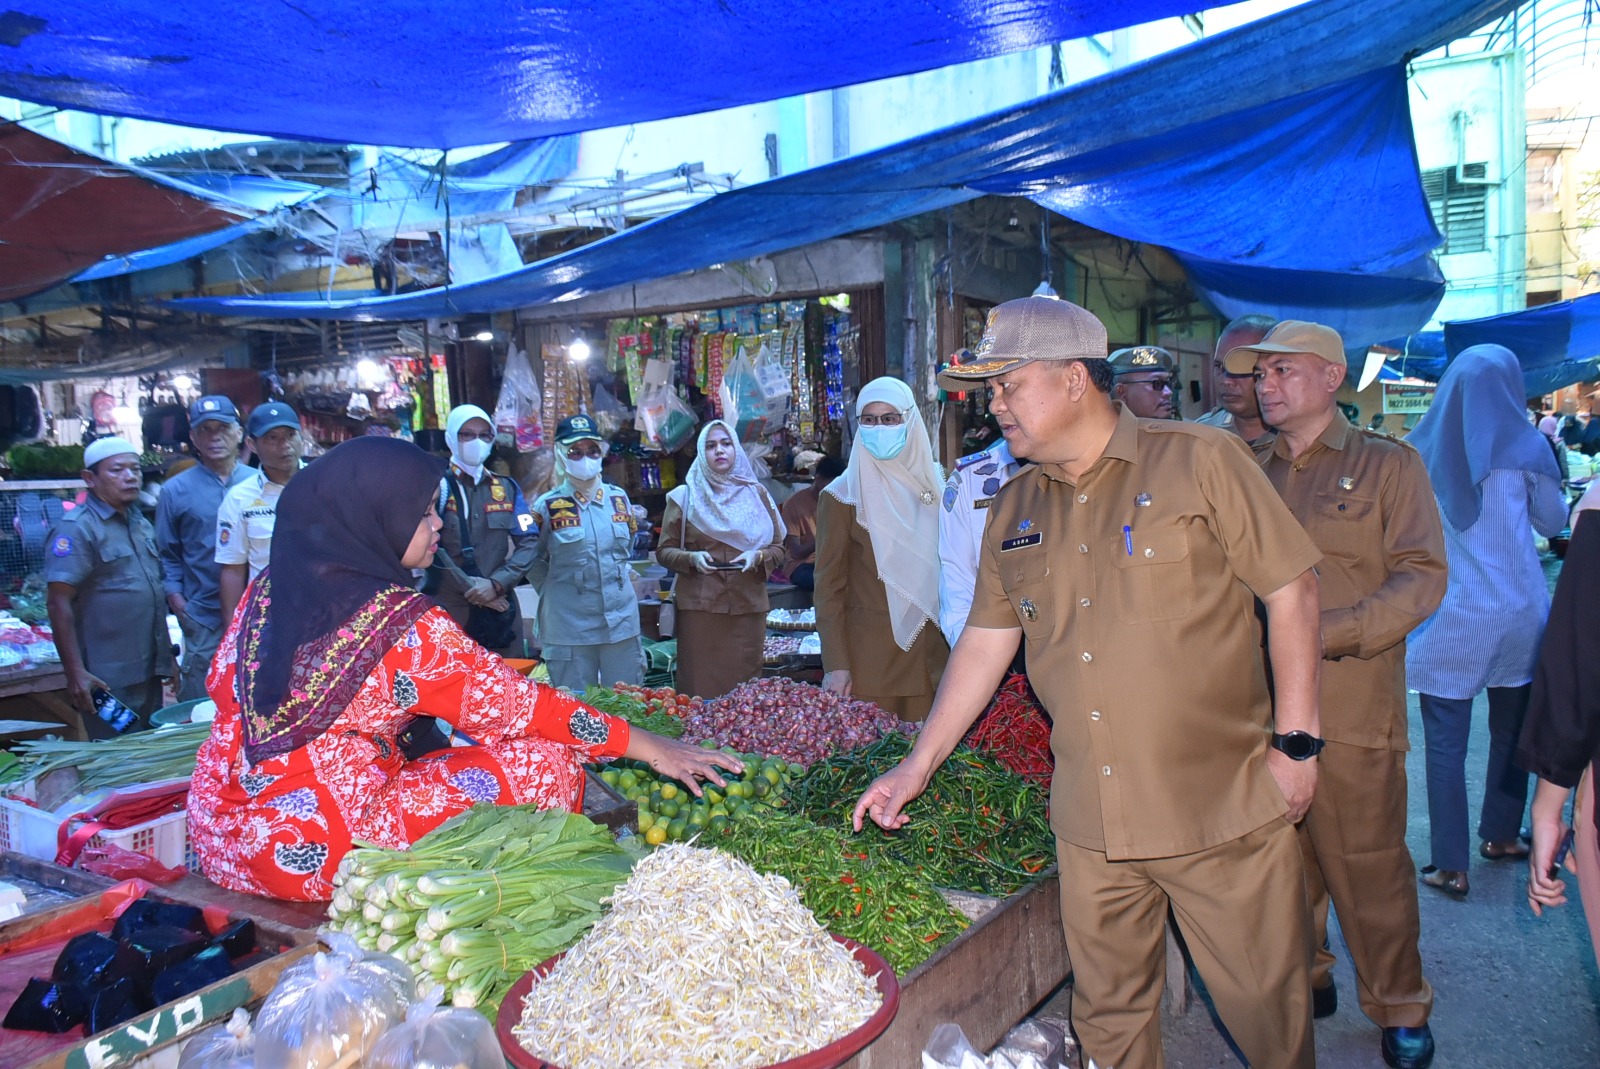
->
[963, 673, 1055, 786]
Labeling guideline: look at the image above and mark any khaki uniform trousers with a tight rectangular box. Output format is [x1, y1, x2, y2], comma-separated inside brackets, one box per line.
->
[1300, 740, 1433, 1027]
[1056, 817, 1315, 1069]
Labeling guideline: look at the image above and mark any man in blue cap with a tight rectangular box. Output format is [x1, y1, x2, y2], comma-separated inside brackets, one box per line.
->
[156, 395, 250, 700]
[216, 401, 305, 624]
[527, 414, 645, 692]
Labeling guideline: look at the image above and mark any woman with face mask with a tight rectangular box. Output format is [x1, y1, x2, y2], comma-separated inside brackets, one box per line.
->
[427, 405, 540, 652]
[526, 415, 647, 693]
[815, 377, 949, 721]
[656, 420, 787, 699]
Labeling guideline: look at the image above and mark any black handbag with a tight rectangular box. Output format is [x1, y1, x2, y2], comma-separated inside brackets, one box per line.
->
[443, 472, 520, 650]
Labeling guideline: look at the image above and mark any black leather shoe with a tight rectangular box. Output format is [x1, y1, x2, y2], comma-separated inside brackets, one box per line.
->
[1381, 1025, 1435, 1069]
[1312, 982, 1337, 1019]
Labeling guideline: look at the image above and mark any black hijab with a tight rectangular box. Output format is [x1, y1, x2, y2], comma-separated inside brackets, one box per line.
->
[235, 436, 446, 763]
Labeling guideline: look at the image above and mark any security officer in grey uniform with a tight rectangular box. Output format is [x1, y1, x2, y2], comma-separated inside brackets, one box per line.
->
[429, 404, 541, 652]
[44, 438, 176, 733]
[937, 438, 1022, 647]
[1109, 345, 1180, 420]
[527, 414, 645, 693]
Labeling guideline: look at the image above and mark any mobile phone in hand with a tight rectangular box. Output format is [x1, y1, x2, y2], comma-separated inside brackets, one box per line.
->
[1548, 827, 1576, 880]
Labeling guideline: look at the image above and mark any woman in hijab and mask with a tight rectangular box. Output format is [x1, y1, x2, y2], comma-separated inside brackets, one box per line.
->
[526, 415, 646, 694]
[815, 378, 949, 721]
[1405, 344, 1568, 898]
[187, 437, 738, 901]
[426, 404, 539, 651]
[657, 420, 786, 698]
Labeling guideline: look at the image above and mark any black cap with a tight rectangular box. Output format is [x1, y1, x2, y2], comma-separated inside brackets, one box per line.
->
[555, 413, 602, 445]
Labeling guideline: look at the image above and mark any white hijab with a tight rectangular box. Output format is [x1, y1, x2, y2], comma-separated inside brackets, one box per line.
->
[445, 404, 492, 482]
[667, 420, 785, 553]
[824, 377, 943, 650]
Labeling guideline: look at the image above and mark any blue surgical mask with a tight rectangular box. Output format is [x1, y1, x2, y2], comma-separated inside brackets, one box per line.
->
[858, 424, 909, 461]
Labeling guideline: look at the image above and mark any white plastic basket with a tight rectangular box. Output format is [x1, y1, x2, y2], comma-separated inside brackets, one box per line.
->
[0, 785, 193, 871]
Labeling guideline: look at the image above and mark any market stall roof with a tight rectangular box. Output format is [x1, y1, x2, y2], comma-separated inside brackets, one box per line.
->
[1381, 293, 1600, 395]
[0, 1, 1235, 149]
[0, 125, 252, 304]
[166, 0, 1518, 346]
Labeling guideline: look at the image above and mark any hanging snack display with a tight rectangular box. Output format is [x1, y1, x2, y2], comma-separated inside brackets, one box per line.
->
[539, 344, 592, 442]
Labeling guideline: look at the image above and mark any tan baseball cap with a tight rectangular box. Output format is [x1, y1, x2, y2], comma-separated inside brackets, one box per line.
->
[1222, 320, 1346, 375]
[937, 296, 1108, 390]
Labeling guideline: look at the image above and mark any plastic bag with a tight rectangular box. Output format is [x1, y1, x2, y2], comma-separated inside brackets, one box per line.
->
[725, 341, 792, 441]
[589, 383, 632, 440]
[636, 383, 698, 453]
[254, 946, 412, 1069]
[179, 1007, 256, 1069]
[495, 343, 544, 452]
[366, 985, 502, 1069]
[742, 441, 773, 481]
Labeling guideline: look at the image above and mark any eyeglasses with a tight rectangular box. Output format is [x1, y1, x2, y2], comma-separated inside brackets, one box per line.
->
[457, 430, 496, 443]
[858, 412, 905, 427]
[1121, 376, 1175, 391]
[564, 444, 602, 459]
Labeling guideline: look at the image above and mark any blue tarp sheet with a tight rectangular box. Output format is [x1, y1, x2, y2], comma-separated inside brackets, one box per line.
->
[0, 2, 1219, 148]
[1381, 294, 1600, 395]
[169, 0, 1518, 342]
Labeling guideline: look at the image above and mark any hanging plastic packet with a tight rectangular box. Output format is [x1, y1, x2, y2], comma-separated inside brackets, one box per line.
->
[178, 1007, 256, 1069]
[253, 943, 413, 1069]
[365, 985, 502, 1069]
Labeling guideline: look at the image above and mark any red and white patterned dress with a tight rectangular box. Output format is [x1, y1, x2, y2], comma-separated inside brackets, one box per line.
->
[187, 602, 630, 901]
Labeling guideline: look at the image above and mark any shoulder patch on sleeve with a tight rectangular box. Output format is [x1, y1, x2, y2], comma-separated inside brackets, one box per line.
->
[943, 485, 958, 512]
[50, 535, 73, 557]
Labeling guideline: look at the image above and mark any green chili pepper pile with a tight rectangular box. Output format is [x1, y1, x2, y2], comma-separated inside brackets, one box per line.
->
[787, 733, 1055, 896]
[711, 810, 969, 975]
[581, 684, 685, 738]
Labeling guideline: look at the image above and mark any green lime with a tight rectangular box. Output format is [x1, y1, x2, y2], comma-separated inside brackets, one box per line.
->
[708, 815, 729, 835]
[668, 819, 688, 841]
[660, 782, 680, 801]
[600, 769, 620, 787]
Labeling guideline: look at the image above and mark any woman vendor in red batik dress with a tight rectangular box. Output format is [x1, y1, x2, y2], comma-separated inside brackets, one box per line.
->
[187, 437, 738, 901]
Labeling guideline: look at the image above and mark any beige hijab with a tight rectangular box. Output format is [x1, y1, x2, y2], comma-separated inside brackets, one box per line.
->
[824, 377, 943, 650]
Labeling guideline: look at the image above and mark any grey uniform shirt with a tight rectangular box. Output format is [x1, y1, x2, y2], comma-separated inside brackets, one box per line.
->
[44, 494, 175, 689]
[526, 480, 641, 646]
[431, 465, 540, 618]
[156, 462, 251, 630]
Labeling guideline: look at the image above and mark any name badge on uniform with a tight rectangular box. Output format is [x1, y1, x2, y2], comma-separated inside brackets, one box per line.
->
[484, 501, 514, 514]
[1001, 533, 1042, 552]
[548, 504, 579, 530]
[973, 498, 993, 510]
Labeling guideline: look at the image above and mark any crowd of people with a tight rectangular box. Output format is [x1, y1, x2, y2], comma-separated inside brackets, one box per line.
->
[33, 295, 1600, 1068]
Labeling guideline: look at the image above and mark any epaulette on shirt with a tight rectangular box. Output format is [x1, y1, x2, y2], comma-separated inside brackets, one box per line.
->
[955, 445, 1001, 471]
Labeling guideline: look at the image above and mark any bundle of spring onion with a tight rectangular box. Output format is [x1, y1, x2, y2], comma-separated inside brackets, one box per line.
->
[323, 805, 634, 1016]
[4, 722, 210, 791]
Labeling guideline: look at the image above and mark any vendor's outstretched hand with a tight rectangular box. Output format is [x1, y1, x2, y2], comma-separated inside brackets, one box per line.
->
[626, 732, 743, 797]
[852, 761, 930, 832]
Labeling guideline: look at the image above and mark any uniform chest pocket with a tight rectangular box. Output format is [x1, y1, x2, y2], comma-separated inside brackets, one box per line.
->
[551, 524, 587, 547]
[1312, 492, 1376, 559]
[94, 540, 139, 591]
[999, 550, 1054, 638]
[486, 510, 514, 531]
[1111, 527, 1194, 624]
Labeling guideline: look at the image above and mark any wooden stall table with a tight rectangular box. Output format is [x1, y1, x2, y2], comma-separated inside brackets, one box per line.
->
[0, 664, 86, 740]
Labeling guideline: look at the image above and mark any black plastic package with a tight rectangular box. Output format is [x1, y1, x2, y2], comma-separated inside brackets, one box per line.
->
[4, 978, 87, 1033]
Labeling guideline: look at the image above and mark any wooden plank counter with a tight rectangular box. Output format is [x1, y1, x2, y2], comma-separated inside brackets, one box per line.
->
[841, 876, 1072, 1069]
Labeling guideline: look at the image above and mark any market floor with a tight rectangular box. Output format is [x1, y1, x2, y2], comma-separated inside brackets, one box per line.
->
[1154, 690, 1600, 1069]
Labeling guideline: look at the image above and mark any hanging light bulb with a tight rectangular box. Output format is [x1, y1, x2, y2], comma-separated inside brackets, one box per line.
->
[473, 330, 495, 342]
[1034, 211, 1058, 299]
[111, 395, 138, 424]
[356, 358, 386, 389]
[171, 373, 194, 391]
[568, 338, 591, 362]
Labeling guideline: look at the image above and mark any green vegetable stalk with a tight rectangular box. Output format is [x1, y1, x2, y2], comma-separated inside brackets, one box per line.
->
[324, 805, 634, 1017]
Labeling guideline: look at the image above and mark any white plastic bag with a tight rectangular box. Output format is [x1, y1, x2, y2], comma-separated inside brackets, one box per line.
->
[254, 947, 412, 1069]
[178, 1007, 255, 1069]
[726, 341, 792, 440]
[365, 986, 502, 1069]
[495, 343, 545, 452]
[636, 383, 698, 453]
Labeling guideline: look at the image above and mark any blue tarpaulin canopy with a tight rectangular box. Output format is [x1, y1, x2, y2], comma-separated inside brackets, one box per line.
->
[168, 0, 1519, 344]
[0, 2, 1228, 148]
[1382, 294, 1600, 395]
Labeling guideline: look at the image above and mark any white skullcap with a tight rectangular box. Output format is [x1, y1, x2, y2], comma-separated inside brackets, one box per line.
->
[83, 437, 139, 470]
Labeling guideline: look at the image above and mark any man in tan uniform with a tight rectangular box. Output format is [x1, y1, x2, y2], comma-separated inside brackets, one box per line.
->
[856, 296, 1326, 1069]
[1225, 321, 1447, 1069]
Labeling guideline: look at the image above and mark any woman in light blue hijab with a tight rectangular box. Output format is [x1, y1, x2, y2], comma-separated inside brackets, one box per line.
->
[1405, 344, 1568, 898]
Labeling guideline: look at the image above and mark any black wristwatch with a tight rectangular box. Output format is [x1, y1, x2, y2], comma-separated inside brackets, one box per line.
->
[1271, 731, 1325, 761]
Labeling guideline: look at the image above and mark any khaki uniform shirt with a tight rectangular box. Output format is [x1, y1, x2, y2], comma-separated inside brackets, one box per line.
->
[656, 495, 785, 614]
[1254, 415, 1447, 751]
[967, 405, 1322, 860]
[44, 494, 176, 689]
